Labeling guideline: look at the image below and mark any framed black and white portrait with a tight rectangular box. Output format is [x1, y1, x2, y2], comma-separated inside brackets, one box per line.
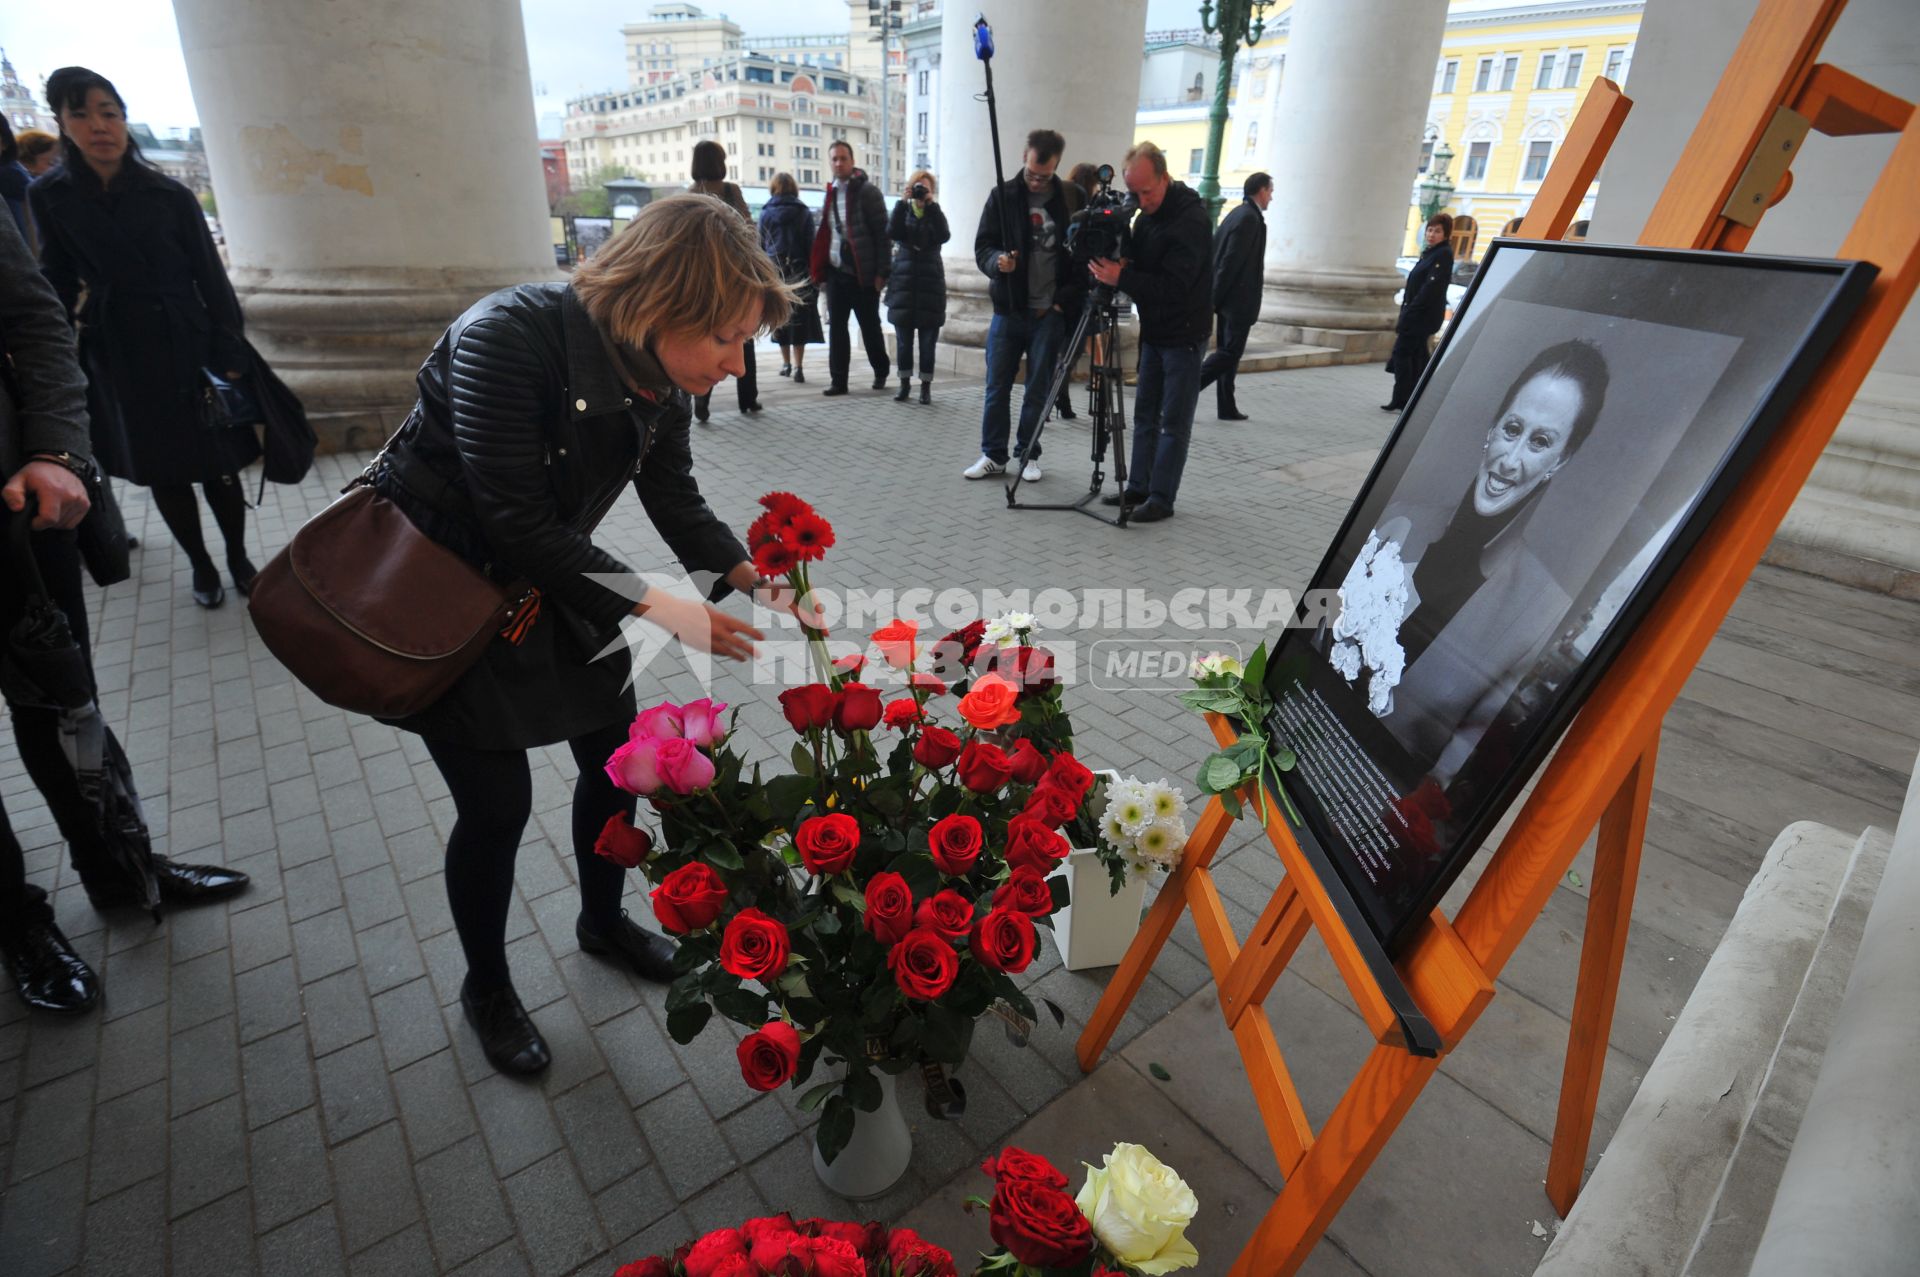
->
[1264, 239, 1876, 957]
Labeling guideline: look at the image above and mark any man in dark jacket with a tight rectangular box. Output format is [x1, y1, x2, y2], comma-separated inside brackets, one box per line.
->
[810, 141, 891, 396]
[1092, 141, 1212, 522]
[1199, 172, 1271, 421]
[962, 128, 1086, 483]
[1386, 212, 1456, 411]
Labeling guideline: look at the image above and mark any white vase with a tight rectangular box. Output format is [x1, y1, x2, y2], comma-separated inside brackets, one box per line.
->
[1050, 846, 1149, 971]
[811, 1068, 913, 1200]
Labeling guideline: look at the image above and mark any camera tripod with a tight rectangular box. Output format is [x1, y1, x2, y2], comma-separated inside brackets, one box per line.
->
[1004, 286, 1133, 528]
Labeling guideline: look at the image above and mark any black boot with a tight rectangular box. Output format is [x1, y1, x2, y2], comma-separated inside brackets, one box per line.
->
[229, 554, 259, 596]
[919, 381, 931, 405]
[894, 376, 912, 403]
[2, 919, 100, 1015]
[461, 977, 551, 1076]
[190, 562, 224, 609]
[576, 910, 676, 982]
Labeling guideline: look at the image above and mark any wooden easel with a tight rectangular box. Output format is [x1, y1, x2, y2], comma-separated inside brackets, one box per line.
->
[1075, 2, 1920, 1272]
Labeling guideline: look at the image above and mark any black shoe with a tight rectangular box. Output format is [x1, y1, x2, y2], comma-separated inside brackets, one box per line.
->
[742, 402, 763, 414]
[461, 977, 551, 1076]
[229, 555, 259, 596]
[1100, 491, 1145, 508]
[1058, 402, 1077, 420]
[153, 855, 251, 906]
[2, 920, 100, 1015]
[695, 403, 711, 423]
[779, 364, 792, 378]
[1129, 500, 1174, 523]
[872, 372, 890, 391]
[191, 563, 224, 609]
[792, 369, 806, 384]
[576, 911, 676, 983]
[919, 382, 931, 405]
[127, 535, 140, 550]
[1219, 410, 1250, 422]
[822, 384, 848, 397]
[894, 378, 912, 403]
[1380, 403, 1404, 412]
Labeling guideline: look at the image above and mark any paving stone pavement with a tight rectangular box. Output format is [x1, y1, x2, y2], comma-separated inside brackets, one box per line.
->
[0, 357, 1913, 1276]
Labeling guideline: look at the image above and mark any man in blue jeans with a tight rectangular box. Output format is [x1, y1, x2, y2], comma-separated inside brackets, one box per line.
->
[962, 129, 1085, 483]
[1091, 141, 1213, 523]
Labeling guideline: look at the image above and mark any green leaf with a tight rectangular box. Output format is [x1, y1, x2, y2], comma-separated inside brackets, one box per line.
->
[1201, 753, 1244, 794]
[791, 742, 815, 776]
[831, 881, 868, 913]
[844, 1066, 882, 1113]
[664, 974, 706, 1013]
[1272, 747, 1297, 771]
[713, 987, 770, 1025]
[665, 1001, 712, 1044]
[1566, 870, 1583, 888]
[1040, 997, 1067, 1029]
[817, 1097, 856, 1165]
[1148, 1061, 1172, 1081]
[796, 1079, 838, 1112]
[775, 969, 814, 999]
[1241, 641, 1270, 690]
[919, 1003, 974, 1064]
[1048, 874, 1072, 913]
[1220, 787, 1243, 819]
[704, 840, 744, 872]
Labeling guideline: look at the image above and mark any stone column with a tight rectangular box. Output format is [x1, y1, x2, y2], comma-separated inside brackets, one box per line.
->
[934, 3, 1149, 347]
[172, 0, 558, 450]
[1258, 0, 1450, 350]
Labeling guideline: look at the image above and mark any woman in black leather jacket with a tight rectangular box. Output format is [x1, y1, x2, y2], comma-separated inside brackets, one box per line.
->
[372, 195, 804, 1076]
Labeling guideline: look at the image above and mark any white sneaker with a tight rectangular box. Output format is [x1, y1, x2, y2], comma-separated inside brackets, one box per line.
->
[962, 455, 1006, 480]
[1021, 460, 1043, 482]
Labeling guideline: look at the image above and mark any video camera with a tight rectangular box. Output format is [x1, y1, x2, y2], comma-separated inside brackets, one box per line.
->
[1067, 164, 1134, 266]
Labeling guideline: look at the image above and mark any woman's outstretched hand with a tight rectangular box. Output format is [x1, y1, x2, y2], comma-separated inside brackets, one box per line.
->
[635, 591, 764, 662]
[751, 580, 829, 635]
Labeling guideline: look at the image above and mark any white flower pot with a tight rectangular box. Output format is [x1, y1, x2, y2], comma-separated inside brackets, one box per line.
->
[1050, 847, 1149, 972]
[811, 1068, 912, 1200]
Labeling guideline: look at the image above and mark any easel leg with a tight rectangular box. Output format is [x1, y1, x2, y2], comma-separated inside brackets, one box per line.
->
[1547, 740, 1658, 1215]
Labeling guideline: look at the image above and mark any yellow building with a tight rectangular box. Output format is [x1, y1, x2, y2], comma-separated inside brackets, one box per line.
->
[1132, 1, 1643, 253]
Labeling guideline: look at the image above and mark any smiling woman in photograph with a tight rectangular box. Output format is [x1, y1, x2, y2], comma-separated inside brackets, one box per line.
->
[1356, 339, 1611, 779]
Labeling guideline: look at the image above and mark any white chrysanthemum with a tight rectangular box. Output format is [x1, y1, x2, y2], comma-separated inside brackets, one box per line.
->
[1136, 818, 1187, 868]
[1103, 816, 1132, 849]
[1147, 782, 1187, 821]
[1110, 793, 1152, 836]
[1330, 530, 1409, 716]
[981, 617, 1013, 647]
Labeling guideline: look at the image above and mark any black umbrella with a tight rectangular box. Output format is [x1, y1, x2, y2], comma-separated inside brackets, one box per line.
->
[0, 508, 161, 918]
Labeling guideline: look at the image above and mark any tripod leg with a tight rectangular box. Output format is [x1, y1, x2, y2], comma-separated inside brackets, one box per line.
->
[1009, 303, 1099, 503]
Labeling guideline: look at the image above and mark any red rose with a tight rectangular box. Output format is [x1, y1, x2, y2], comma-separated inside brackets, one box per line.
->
[799, 1219, 887, 1256]
[1008, 644, 1058, 693]
[927, 814, 983, 876]
[739, 1213, 801, 1245]
[719, 909, 790, 982]
[779, 684, 836, 733]
[882, 697, 924, 729]
[682, 1230, 750, 1277]
[593, 813, 652, 869]
[614, 1260, 672, 1277]
[747, 1230, 806, 1276]
[1043, 752, 1095, 801]
[833, 683, 883, 732]
[1004, 817, 1070, 874]
[913, 725, 963, 769]
[915, 890, 975, 940]
[871, 619, 919, 669]
[888, 927, 959, 1000]
[909, 672, 949, 697]
[832, 652, 868, 677]
[971, 906, 1037, 974]
[709, 1256, 755, 1277]
[736, 1021, 802, 1092]
[1022, 783, 1080, 830]
[993, 867, 1056, 917]
[650, 862, 728, 933]
[931, 620, 986, 678]
[795, 813, 861, 875]
[956, 741, 1014, 793]
[980, 1145, 1069, 1188]
[989, 1179, 1094, 1269]
[791, 1236, 863, 1277]
[885, 1229, 959, 1277]
[957, 672, 1023, 731]
[1007, 739, 1048, 786]
[863, 872, 914, 945]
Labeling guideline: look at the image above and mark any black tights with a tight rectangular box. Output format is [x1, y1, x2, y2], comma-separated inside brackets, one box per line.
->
[148, 476, 249, 573]
[424, 719, 635, 992]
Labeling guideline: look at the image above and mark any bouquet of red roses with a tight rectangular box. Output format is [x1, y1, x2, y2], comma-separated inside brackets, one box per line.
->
[611, 1213, 955, 1276]
[972, 1144, 1198, 1276]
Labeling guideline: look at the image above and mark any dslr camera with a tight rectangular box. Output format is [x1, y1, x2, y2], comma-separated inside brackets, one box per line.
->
[1067, 164, 1134, 266]
[910, 182, 930, 200]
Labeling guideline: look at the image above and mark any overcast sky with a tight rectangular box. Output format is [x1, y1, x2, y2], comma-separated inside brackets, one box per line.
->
[4, 0, 1202, 134]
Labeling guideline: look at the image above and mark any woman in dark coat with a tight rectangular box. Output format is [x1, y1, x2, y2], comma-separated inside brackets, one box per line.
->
[367, 195, 812, 1076]
[1385, 212, 1456, 412]
[28, 67, 260, 608]
[759, 172, 822, 383]
[884, 168, 950, 404]
[688, 139, 760, 422]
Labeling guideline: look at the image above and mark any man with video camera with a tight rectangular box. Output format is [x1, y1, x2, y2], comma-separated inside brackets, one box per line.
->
[1091, 140, 1213, 523]
[962, 128, 1085, 483]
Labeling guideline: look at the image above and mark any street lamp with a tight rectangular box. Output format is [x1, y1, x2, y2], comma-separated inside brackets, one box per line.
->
[1197, 0, 1275, 223]
[867, 0, 904, 196]
[1417, 140, 1456, 224]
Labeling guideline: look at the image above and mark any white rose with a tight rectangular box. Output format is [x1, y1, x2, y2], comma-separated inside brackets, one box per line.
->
[1075, 1144, 1200, 1274]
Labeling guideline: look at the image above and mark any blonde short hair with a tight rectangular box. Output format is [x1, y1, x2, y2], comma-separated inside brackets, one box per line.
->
[769, 171, 798, 197]
[1124, 141, 1168, 180]
[906, 169, 936, 195]
[572, 193, 794, 345]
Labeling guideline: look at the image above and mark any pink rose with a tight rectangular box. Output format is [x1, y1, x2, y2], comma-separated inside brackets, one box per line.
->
[679, 698, 728, 747]
[631, 703, 685, 741]
[653, 738, 716, 795]
[605, 737, 662, 795]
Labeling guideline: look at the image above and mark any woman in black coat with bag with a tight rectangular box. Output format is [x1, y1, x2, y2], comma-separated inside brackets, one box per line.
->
[759, 172, 822, 384]
[28, 66, 260, 608]
[1385, 212, 1456, 413]
[884, 168, 950, 404]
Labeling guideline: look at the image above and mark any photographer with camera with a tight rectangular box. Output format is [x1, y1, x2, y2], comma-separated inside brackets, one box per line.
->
[1091, 141, 1213, 523]
[962, 128, 1086, 483]
[885, 169, 950, 404]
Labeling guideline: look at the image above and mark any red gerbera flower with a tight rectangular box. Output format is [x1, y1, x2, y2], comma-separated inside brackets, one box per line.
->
[786, 512, 836, 561]
[754, 539, 799, 576]
[747, 512, 778, 550]
[759, 491, 814, 529]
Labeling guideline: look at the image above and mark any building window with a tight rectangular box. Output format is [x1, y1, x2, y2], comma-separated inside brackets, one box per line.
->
[916, 111, 927, 139]
[1523, 139, 1552, 181]
[1244, 121, 1258, 158]
[1562, 51, 1584, 87]
[1536, 53, 1557, 89]
[1464, 141, 1490, 181]
[1474, 56, 1495, 92]
[1418, 139, 1434, 174]
[917, 69, 928, 95]
[1604, 46, 1629, 83]
[1500, 56, 1519, 91]
[1188, 73, 1204, 102]
[1440, 59, 1458, 94]
[1188, 147, 1204, 175]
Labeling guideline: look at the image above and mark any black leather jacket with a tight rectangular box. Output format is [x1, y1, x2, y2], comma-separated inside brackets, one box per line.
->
[373, 283, 747, 637]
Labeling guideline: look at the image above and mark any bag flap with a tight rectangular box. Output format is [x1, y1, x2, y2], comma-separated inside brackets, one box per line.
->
[287, 487, 510, 660]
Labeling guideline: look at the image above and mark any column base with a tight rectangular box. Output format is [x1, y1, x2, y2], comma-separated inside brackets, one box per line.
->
[236, 266, 557, 452]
